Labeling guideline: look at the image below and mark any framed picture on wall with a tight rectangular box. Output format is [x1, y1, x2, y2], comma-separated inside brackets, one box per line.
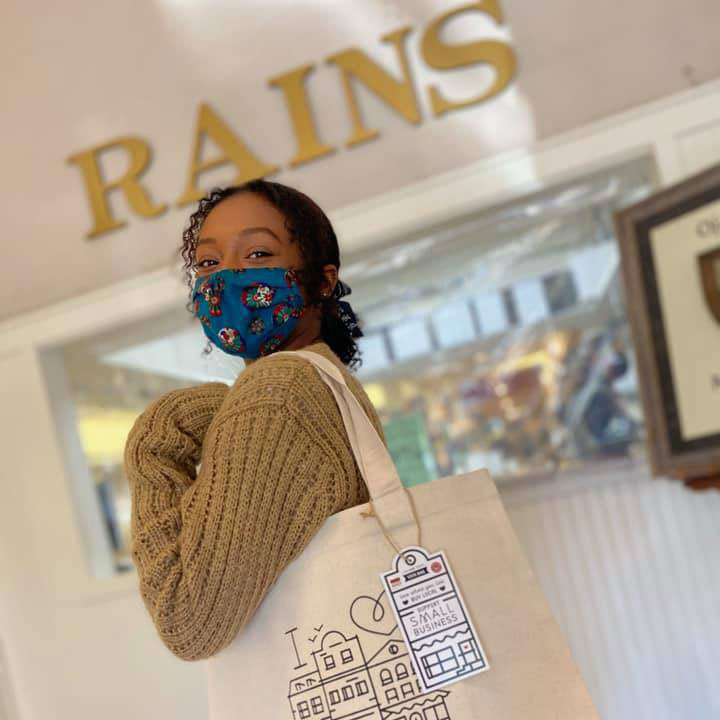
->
[615, 163, 720, 485]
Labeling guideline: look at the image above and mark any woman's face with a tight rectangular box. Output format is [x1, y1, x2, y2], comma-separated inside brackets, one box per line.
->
[193, 191, 337, 355]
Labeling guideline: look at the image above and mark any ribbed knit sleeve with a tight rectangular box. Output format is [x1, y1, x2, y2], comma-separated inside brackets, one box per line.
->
[124, 347, 378, 662]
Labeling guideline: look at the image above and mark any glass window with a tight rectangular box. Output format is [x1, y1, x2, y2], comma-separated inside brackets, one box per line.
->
[50, 157, 656, 576]
[297, 701, 310, 719]
[324, 655, 335, 670]
[388, 317, 433, 360]
[431, 301, 477, 349]
[348, 157, 656, 486]
[355, 679, 369, 695]
[512, 277, 550, 326]
[385, 688, 399, 703]
[341, 685, 354, 700]
[473, 292, 508, 336]
[341, 648, 353, 663]
[357, 332, 391, 374]
[329, 690, 340, 705]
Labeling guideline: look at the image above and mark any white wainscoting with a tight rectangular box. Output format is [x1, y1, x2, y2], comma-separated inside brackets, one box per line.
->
[500, 461, 720, 720]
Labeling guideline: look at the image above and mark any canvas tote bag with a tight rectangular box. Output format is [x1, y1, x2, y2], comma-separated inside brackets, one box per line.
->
[207, 349, 600, 720]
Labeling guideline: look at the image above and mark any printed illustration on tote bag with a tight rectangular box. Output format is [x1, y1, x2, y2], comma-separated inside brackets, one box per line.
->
[285, 590, 457, 720]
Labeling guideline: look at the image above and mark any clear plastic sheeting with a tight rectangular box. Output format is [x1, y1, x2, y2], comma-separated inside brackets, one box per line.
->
[56, 156, 656, 574]
[349, 157, 656, 485]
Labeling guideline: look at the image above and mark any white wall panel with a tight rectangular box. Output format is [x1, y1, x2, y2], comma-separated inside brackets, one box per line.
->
[677, 119, 720, 176]
[500, 463, 720, 720]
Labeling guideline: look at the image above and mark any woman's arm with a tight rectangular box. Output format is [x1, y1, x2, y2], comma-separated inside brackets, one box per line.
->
[124, 365, 351, 661]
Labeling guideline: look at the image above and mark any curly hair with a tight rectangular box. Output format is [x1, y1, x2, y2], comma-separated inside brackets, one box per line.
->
[178, 179, 362, 369]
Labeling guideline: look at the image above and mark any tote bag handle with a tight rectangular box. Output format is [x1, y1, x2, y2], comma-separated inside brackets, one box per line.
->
[274, 349, 421, 555]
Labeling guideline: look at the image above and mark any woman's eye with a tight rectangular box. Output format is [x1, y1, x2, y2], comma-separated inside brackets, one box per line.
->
[195, 259, 217, 269]
[193, 251, 271, 270]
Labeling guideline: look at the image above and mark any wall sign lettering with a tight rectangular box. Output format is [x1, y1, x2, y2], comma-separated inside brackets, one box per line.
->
[66, 1, 517, 239]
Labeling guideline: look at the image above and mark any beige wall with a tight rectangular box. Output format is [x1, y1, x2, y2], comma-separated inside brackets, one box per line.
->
[503, 0, 720, 137]
[2, 0, 720, 321]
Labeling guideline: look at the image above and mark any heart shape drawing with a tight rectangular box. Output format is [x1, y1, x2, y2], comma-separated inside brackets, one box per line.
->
[350, 591, 398, 637]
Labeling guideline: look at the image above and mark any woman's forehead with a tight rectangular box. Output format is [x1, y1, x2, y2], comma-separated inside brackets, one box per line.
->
[200, 192, 289, 239]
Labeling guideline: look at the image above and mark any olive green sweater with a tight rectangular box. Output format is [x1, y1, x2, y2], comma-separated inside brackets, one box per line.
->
[123, 342, 385, 661]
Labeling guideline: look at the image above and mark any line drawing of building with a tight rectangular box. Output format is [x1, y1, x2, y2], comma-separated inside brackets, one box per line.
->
[287, 627, 453, 720]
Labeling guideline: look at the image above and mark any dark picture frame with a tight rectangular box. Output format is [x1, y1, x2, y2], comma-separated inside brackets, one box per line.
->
[614, 163, 720, 482]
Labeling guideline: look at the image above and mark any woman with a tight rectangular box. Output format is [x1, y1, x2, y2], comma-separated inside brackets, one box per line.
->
[123, 179, 386, 661]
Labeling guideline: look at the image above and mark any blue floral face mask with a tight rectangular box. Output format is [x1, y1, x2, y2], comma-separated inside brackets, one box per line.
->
[192, 267, 306, 358]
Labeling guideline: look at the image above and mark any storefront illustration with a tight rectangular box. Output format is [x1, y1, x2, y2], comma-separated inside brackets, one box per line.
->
[381, 547, 488, 692]
[286, 593, 454, 720]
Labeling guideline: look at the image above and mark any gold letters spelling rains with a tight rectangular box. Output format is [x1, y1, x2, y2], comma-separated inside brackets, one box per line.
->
[67, 1, 517, 239]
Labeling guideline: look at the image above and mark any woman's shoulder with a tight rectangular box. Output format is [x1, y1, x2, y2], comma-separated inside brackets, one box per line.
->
[218, 350, 313, 412]
[224, 343, 385, 441]
[287, 343, 387, 443]
[240, 348, 313, 385]
[221, 343, 341, 404]
[236, 343, 345, 385]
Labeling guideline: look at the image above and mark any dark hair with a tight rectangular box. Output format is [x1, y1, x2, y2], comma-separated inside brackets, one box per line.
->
[179, 179, 362, 369]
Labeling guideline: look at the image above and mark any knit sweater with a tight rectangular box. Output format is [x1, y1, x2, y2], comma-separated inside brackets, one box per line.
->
[123, 342, 386, 662]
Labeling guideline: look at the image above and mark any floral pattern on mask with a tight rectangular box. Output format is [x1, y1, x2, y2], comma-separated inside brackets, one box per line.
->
[192, 267, 306, 358]
[218, 328, 246, 353]
[249, 318, 265, 334]
[260, 335, 285, 356]
[272, 303, 292, 325]
[198, 276, 225, 317]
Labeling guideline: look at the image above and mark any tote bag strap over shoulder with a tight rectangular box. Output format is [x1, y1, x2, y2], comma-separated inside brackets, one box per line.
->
[273, 349, 420, 554]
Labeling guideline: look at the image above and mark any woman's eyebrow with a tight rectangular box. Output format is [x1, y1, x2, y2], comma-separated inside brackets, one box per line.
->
[197, 227, 280, 246]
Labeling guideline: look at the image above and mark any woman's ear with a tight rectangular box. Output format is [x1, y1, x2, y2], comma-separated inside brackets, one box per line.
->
[321, 264, 339, 297]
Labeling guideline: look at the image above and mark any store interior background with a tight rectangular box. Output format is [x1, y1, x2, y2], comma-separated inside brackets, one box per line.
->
[2, 1, 720, 719]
